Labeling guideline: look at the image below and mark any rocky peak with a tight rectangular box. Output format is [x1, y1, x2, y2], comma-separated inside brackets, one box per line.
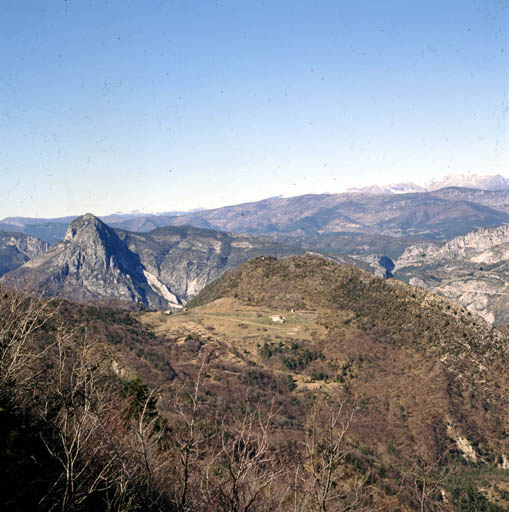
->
[65, 213, 114, 243]
[427, 173, 509, 191]
[62, 213, 132, 272]
[0, 212, 170, 307]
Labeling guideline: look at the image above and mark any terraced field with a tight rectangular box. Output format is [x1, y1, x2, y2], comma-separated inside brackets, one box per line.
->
[140, 297, 331, 388]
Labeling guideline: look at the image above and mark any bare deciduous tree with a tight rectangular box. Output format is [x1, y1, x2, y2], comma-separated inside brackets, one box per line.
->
[39, 324, 175, 511]
[168, 357, 210, 511]
[0, 289, 55, 393]
[293, 393, 365, 512]
[130, 387, 172, 512]
[201, 401, 284, 512]
[40, 329, 121, 511]
[404, 453, 454, 512]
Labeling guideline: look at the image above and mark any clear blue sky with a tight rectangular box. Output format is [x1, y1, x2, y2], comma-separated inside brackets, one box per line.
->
[1, 0, 507, 218]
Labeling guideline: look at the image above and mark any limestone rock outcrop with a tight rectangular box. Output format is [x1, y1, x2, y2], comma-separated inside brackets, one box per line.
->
[394, 224, 509, 324]
[0, 231, 49, 277]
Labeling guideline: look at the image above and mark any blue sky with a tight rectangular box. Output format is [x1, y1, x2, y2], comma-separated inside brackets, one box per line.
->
[1, 0, 507, 217]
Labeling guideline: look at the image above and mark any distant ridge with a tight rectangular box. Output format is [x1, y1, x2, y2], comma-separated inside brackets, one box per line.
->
[427, 172, 509, 191]
[2, 174, 509, 246]
[152, 187, 509, 240]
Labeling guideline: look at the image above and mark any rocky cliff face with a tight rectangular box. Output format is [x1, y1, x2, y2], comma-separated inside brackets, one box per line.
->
[0, 214, 308, 309]
[396, 224, 509, 267]
[394, 224, 509, 324]
[118, 225, 310, 303]
[0, 231, 49, 277]
[0, 214, 172, 309]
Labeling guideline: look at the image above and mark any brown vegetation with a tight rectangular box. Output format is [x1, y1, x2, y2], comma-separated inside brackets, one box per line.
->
[1, 254, 509, 510]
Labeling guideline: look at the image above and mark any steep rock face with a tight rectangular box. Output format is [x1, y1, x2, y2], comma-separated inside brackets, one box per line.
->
[0, 231, 49, 277]
[394, 224, 509, 324]
[352, 254, 395, 278]
[396, 224, 509, 267]
[0, 214, 310, 308]
[118, 226, 309, 303]
[393, 242, 442, 268]
[0, 214, 172, 309]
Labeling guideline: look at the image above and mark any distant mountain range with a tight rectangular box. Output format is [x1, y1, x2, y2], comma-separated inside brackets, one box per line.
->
[347, 172, 509, 195]
[2, 174, 509, 244]
[158, 187, 509, 241]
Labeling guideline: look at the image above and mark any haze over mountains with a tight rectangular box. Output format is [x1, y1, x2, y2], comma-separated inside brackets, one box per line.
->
[5, 186, 508, 245]
[161, 186, 509, 241]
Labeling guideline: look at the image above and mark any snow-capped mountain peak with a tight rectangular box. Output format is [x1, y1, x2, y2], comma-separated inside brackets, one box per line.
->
[346, 173, 509, 195]
[426, 172, 509, 191]
[346, 182, 426, 195]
